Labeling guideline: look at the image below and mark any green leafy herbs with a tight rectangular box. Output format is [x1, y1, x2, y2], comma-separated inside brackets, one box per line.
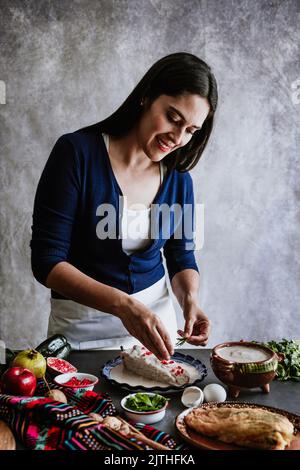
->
[125, 393, 169, 412]
[176, 336, 188, 347]
[253, 339, 300, 382]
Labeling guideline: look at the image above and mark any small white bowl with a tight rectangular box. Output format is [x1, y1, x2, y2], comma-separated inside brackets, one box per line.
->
[54, 372, 99, 391]
[120, 393, 168, 424]
[181, 386, 204, 408]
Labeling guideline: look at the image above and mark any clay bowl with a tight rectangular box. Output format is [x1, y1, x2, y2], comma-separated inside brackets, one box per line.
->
[210, 341, 283, 398]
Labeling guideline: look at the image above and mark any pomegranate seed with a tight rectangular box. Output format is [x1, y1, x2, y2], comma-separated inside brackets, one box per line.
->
[63, 377, 94, 387]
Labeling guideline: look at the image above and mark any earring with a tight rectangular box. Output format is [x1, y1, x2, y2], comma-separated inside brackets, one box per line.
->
[140, 99, 144, 106]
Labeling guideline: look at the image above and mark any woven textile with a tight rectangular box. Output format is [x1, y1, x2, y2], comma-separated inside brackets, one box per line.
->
[0, 379, 189, 450]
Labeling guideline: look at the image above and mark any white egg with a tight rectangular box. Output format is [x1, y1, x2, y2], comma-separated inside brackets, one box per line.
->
[181, 386, 204, 408]
[203, 383, 227, 403]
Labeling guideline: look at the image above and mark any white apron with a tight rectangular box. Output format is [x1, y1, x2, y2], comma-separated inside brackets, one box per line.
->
[48, 275, 178, 350]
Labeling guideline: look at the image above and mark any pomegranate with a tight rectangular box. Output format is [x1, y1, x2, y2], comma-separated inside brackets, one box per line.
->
[47, 357, 77, 376]
[12, 349, 46, 379]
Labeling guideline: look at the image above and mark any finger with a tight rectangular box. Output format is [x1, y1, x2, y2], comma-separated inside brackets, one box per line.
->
[140, 312, 172, 359]
[187, 337, 208, 346]
[140, 334, 163, 358]
[128, 316, 165, 359]
[189, 329, 209, 340]
[183, 318, 194, 338]
[141, 329, 170, 361]
[151, 317, 173, 358]
[140, 339, 163, 360]
[192, 320, 211, 338]
[135, 329, 161, 358]
[157, 324, 174, 356]
[188, 333, 209, 345]
[152, 342, 170, 361]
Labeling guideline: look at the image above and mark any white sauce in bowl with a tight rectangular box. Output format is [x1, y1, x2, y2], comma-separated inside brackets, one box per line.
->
[217, 345, 271, 363]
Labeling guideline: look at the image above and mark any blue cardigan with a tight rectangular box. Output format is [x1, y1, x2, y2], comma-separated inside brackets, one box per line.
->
[30, 122, 199, 299]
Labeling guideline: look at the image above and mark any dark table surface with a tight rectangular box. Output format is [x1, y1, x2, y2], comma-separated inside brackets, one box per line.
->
[71, 349, 300, 429]
[16, 348, 300, 449]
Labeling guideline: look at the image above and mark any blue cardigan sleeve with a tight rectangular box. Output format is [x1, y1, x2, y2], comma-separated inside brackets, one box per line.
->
[163, 173, 199, 283]
[30, 135, 81, 287]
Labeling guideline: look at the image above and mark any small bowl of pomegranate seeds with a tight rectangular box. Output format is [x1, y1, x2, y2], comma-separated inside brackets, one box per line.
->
[54, 372, 99, 391]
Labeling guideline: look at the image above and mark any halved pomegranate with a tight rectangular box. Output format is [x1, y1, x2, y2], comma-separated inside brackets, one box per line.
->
[47, 357, 77, 376]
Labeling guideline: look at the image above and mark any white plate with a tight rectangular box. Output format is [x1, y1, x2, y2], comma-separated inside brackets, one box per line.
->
[101, 351, 207, 393]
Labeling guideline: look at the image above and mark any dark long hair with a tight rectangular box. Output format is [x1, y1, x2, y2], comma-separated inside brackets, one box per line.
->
[98, 52, 218, 172]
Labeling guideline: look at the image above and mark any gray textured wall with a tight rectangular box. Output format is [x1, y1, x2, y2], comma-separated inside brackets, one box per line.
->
[0, 0, 299, 350]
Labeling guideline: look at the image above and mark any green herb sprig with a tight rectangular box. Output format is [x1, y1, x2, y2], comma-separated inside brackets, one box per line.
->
[253, 338, 300, 382]
[176, 336, 188, 347]
[125, 393, 169, 412]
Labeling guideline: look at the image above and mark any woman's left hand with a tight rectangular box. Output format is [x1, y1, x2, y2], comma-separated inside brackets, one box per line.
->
[178, 302, 211, 346]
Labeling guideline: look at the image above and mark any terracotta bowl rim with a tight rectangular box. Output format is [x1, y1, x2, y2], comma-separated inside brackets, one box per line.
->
[211, 341, 277, 366]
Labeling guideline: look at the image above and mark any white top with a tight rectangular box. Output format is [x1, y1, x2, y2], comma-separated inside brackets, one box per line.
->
[102, 133, 167, 255]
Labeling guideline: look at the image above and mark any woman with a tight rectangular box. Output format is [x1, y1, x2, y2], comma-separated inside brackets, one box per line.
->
[30, 52, 218, 360]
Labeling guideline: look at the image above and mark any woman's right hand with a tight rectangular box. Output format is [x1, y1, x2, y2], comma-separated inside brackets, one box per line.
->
[117, 297, 174, 360]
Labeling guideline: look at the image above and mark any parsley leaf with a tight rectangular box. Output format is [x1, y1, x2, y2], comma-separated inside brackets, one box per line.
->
[253, 339, 300, 381]
[125, 393, 169, 412]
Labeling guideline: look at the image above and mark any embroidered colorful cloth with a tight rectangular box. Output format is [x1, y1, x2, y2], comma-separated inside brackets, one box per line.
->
[0, 379, 189, 450]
